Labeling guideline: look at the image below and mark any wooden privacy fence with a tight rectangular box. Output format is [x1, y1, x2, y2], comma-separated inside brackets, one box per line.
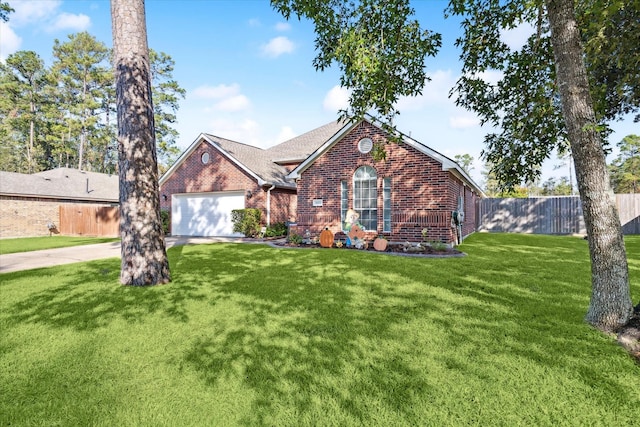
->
[478, 194, 640, 235]
[59, 204, 119, 237]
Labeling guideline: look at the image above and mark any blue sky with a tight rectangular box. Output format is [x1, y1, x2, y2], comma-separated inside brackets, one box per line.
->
[1, 0, 636, 185]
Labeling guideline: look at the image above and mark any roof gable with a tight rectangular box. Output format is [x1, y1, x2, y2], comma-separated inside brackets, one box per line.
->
[286, 117, 485, 196]
[160, 120, 347, 189]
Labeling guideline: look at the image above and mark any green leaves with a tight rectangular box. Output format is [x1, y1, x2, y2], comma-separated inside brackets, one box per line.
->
[272, 0, 441, 126]
[448, 0, 566, 188]
[448, 0, 638, 190]
[0, 33, 184, 175]
[609, 134, 640, 193]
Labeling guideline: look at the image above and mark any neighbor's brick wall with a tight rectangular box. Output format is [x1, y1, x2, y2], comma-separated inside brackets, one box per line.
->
[0, 196, 115, 238]
[295, 121, 481, 244]
[159, 140, 296, 226]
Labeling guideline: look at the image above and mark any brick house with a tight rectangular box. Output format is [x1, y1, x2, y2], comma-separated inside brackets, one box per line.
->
[0, 168, 119, 238]
[159, 117, 484, 244]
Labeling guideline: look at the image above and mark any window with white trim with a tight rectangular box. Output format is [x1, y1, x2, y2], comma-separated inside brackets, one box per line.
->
[353, 166, 377, 231]
[383, 177, 391, 232]
[340, 180, 348, 224]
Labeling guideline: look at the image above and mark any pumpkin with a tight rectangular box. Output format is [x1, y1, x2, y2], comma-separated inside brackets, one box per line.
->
[319, 228, 334, 248]
[373, 237, 388, 251]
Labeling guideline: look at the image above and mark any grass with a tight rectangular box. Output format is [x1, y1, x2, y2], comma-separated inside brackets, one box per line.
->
[0, 233, 638, 426]
[0, 235, 119, 255]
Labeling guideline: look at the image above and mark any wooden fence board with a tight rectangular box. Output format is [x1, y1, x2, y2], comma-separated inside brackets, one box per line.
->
[59, 204, 119, 237]
[478, 194, 639, 235]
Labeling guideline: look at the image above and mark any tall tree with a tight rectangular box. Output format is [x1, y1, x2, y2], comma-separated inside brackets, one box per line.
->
[609, 134, 640, 193]
[540, 176, 573, 196]
[454, 153, 474, 174]
[52, 32, 112, 171]
[546, 0, 631, 330]
[0, 51, 49, 172]
[149, 49, 185, 173]
[447, 0, 633, 330]
[111, 0, 170, 285]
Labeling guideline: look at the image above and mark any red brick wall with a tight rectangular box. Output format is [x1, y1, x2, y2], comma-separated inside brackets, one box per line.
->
[295, 121, 481, 244]
[268, 188, 297, 225]
[159, 140, 296, 226]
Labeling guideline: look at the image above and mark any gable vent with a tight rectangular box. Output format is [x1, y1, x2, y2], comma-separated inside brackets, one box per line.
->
[358, 137, 373, 154]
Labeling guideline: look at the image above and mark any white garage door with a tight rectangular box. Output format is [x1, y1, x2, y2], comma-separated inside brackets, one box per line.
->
[171, 192, 245, 237]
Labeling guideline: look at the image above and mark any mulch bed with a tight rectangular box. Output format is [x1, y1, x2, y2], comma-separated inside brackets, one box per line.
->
[270, 240, 465, 258]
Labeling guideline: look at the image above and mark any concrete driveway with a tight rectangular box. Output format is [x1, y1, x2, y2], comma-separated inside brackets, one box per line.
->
[0, 237, 259, 274]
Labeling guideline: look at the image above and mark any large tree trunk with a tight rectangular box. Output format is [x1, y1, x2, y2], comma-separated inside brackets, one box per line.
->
[545, 0, 631, 331]
[111, 0, 170, 285]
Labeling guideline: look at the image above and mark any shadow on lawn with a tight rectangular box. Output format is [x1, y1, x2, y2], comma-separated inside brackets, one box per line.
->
[3, 236, 637, 423]
[181, 246, 438, 424]
[5, 244, 209, 330]
[180, 238, 635, 422]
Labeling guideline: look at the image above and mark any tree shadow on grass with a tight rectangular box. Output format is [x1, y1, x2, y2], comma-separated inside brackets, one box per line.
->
[180, 239, 638, 423]
[4, 244, 212, 331]
[181, 246, 438, 425]
[3, 237, 638, 424]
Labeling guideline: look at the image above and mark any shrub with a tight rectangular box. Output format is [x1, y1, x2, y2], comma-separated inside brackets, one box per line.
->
[288, 233, 302, 245]
[231, 208, 262, 237]
[160, 210, 170, 235]
[265, 222, 287, 238]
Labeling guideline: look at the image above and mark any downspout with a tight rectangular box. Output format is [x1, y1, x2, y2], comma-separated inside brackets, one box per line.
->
[266, 184, 276, 226]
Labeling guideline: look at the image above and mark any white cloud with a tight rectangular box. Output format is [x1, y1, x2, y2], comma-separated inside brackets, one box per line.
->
[323, 85, 351, 112]
[261, 36, 295, 58]
[275, 22, 291, 32]
[475, 69, 503, 86]
[275, 126, 297, 143]
[9, 0, 61, 26]
[192, 83, 251, 112]
[501, 22, 535, 51]
[48, 12, 91, 32]
[0, 22, 22, 60]
[214, 94, 251, 112]
[192, 83, 240, 99]
[449, 115, 481, 129]
[248, 18, 261, 27]
[396, 69, 457, 111]
[206, 118, 265, 146]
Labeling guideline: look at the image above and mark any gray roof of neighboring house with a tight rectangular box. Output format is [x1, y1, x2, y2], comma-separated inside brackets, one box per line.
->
[0, 167, 119, 202]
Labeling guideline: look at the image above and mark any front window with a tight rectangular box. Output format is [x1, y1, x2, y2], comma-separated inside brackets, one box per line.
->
[383, 177, 391, 232]
[353, 166, 377, 231]
[341, 180, 348, 224]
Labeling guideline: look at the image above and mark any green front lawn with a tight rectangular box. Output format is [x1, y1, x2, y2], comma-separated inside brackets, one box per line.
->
[0, 236, 119, 255]
[1, 234, 638, 426]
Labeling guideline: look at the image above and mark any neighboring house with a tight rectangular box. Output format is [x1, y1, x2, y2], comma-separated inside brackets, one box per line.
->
[159, 117, 485, 244]
[0, 167, 119, 238]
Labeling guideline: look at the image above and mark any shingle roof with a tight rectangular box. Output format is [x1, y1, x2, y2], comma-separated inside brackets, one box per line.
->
[0, 167, 119, 202]
[161, 117, 484, 196]
[266, 119, 347, 163]
[200, 119, 348, 188]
